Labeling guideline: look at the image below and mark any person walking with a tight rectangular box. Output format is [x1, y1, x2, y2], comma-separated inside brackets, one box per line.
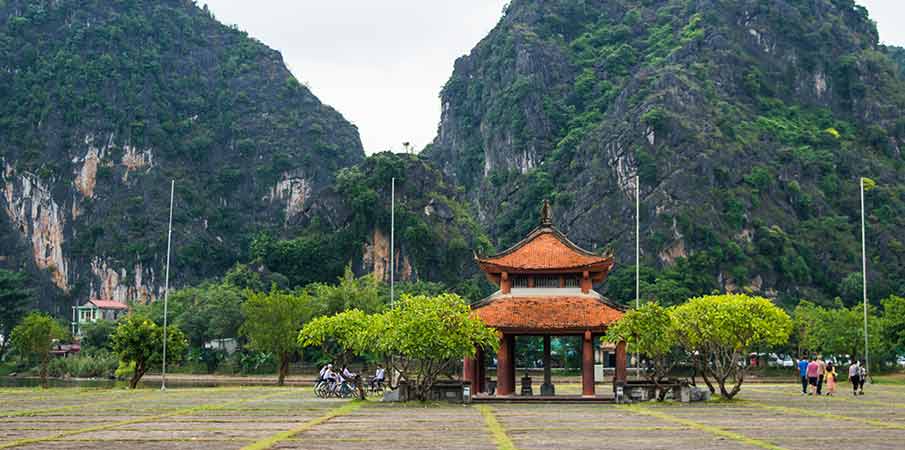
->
[797, 355, 809, 395]
[858, 359, 867, 395]
[806, 357, 819, 395]
[825, 361, 837, 396]
[815, 355, 827, 395]
[848, 360, 861, 396]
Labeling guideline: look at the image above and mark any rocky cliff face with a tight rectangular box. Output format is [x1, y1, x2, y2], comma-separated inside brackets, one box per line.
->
[0, 0, 364, 314]
[425, 0, 905, 305]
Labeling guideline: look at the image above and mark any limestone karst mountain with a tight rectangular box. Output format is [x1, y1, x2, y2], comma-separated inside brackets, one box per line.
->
[424, 0, 905, 306]
[0, 0, 366, 313]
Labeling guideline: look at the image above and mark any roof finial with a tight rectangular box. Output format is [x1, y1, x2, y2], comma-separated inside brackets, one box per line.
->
[540, 199, 552, 226]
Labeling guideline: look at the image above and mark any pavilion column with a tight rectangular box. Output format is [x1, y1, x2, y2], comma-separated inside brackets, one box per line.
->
[582, 330, 595, 397]
[541, 335, 554, 395]
[475, 347, 486, 393]
[463, 354, 475, 386]
[615, 340, 627, 383]
[496, 333, 515, 396]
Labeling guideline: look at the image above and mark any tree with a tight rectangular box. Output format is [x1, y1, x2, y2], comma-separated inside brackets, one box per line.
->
[882, 295, 905, 353]
[137, 282, 246, 348]
[80, 320, 117, 353]
[299, 309, 375, 399]
[793, 299, 889, 369]
[299, 293, 498, 401]
[306, 266, 384, 316]
[10, 312, 66, 387]
[375, 293, 498, 400]
[672, 294, 792, 399]
[604, 302, 680, 400]
[111, 315, 188, 389]
[0, 269, 33, 356]
[240, 289, 313, 385]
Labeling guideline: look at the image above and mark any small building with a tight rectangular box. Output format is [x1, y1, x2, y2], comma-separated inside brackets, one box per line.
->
[465, 201, 627, 397]
[72, 299, 129, 336]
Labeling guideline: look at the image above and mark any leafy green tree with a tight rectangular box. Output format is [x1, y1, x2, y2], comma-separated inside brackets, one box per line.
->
[137, 282, 246, 348]
[298, 309, 373, 365]
[223, 263, 265, 291]
[299, 309, 375, 399]
[0, 269, 33, 356]
[793, 299, 889, 369]
[307, 266, 384, 316]
[882, 295, 905, 353]
[375, 293, 498, 400]
[111, 315, 188, 389]
[10, 312, 66, 387]
[240, 289, 313, 385]
[672, 294, 792, 399]
[80, 320, 117, 353]
[605, 302, 679, 399]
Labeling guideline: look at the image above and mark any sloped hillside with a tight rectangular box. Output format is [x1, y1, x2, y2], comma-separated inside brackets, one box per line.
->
[0, 0, 364, 314]
[425, 0, 905, 306]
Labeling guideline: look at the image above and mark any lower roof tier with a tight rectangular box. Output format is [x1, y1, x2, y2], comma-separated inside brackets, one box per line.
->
[471, 294, 624, 332]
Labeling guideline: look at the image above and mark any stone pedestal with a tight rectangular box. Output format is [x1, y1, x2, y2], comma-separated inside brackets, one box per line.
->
[540, 382, 555, 396]
[520, 373, 533, 396]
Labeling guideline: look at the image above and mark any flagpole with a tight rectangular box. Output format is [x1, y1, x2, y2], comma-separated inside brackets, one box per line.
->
[390, 177, 395, 306]
[860, 177, 869, 380]
[635, 175, 640, 380]
[161, 179, 175, 391]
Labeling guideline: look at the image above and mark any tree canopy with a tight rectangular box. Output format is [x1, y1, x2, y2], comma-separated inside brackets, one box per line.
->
[672, 294, 792, 399]
[111, 315, 187, 389]
[240, 289, 313, 385]
[10, 312, 67, 387]
[0, 269, 33, 356]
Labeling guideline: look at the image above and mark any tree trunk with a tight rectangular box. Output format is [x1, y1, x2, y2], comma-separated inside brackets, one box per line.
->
[40, 353, 49, 389]
[277, 354, 289, 386]
[694, 355, 716, 394]
[129, 361, 146, 389]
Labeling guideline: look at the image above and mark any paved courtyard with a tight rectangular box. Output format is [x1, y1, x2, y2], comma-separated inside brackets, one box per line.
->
[1, 383, 903, 449]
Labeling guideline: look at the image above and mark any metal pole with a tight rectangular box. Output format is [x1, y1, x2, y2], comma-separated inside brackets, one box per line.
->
[860, 177, 870, 380]
[161, 179, 175, 391]
[635, 175, 640, 380]
[390, 177, 395, 306]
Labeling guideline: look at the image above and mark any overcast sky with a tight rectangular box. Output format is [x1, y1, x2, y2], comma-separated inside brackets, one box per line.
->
[202, 1, 905, 155]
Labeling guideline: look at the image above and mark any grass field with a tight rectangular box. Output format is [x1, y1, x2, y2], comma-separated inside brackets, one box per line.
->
[1, 382, 903, 449]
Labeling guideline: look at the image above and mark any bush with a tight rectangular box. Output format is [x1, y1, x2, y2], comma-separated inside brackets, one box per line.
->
[47, 351, 118, 378]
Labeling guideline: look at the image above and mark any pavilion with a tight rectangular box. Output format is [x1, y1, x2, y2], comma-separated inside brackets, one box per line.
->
[464, 201, 627, 397]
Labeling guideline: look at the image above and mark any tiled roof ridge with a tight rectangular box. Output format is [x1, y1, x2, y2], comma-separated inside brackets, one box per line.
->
[472, 291, 627, 313]
[476, 224, 601, 261]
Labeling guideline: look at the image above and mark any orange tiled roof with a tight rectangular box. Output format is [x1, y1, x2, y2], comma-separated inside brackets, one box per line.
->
[476, 227, 612, 272]
[472, 296, 623, 330]
[88, 300, 129, 309]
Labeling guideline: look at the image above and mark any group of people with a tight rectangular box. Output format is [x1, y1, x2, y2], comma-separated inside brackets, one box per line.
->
[797, 355, 867, 396]
[318, 363, 386, 391]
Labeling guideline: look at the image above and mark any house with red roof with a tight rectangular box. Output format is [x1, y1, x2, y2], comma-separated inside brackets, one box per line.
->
[72, 299, 129, 336]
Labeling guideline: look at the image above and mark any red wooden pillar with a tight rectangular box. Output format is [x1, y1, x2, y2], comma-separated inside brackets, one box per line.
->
[475, 346, 486, 393]
[463, 354, 475, 385]
[615, 340, 627, 383]
[582, 330, 595, 397]
[497, 333, 514, 396]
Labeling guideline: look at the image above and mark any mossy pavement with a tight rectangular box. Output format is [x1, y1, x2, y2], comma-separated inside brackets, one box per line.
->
[1, 383, 903, 449]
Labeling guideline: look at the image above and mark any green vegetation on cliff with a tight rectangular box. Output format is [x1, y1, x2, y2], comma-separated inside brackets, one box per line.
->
[426, 0, 905, 307]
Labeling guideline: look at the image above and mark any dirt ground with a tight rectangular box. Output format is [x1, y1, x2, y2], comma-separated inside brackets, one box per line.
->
[1, 382, 903, 449]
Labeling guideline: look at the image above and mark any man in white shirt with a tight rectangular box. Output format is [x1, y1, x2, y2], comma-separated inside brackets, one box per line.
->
[370, 364, 386, 390]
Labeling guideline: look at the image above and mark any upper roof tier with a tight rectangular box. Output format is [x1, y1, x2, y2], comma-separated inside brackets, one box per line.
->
[476, 201, 614, 274]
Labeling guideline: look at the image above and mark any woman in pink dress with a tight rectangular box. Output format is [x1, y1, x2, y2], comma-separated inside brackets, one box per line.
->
[825, 362, 837, 395]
